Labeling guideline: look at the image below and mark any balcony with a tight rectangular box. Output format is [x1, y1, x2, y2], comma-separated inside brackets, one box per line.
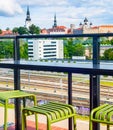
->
[0, 33, 113, 130]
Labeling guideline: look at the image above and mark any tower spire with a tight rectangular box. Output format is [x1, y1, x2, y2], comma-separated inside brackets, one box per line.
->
[26, 6, 31, 21]
[25, 6, 31, 29]
[53, 13, 57, 28]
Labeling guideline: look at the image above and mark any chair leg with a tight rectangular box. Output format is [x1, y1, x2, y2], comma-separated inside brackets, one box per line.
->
[4, 102, 8, 130]
[89, 120, 93, 130]
[22, 110, 27, 130]
[47, 118, 51, 130]
[35, 113, 38, 130]
[73, 115, 77, 130]
[107, 124, 110, 130]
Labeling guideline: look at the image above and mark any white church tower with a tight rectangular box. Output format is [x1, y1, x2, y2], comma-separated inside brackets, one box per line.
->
[25, 6, 32, 29]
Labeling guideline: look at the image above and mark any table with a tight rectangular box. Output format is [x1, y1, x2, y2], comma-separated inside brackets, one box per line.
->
[0, 90, 37, 130]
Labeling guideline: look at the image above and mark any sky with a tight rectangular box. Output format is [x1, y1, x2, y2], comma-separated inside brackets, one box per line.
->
[0, 0, 113, 30]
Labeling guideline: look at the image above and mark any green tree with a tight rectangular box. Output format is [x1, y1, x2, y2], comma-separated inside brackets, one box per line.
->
[64, 39, 74, 59]
[73, 43, 85, 56]
[0, 39, 28, 60]
[100, 39, 111, 45]
[0, 29, 2, 34]
[6, 27, 10, 31]
[12, 27, 19, 34]
[102, 48, 113, 60]
[110, 39, 113, 45]
[0, 40, 13, 58]
[29, 24, 40, 34]
[64, 39, 85, 59]
[18, 27, 28, 35]
[20, 41, 28, 59]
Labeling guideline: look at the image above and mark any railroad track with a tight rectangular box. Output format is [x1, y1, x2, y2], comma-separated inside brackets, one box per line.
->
[0, 71, 113, 108]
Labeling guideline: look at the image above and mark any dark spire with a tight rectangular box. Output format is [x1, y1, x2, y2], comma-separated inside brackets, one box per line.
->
[53, 13, 57, 28]
[84, 17, 88, 23]
[90, 22, 93, 26]
[26, 6, 31, 21]
[79, 22, 82, 26]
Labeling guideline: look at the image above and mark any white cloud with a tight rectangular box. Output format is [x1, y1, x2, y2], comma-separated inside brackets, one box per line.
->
[0, 0, 113, 29]
[0, 0, 23, 16]
[17, 0, 68, 6]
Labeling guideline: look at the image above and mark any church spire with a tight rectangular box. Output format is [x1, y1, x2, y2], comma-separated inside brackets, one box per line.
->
[53, 13, 57, 28]
[26, 6, 31, 21]
[25, 6, 31, 29]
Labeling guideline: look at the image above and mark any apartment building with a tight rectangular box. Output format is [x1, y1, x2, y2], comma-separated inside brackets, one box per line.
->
[28, 39, 64, 60]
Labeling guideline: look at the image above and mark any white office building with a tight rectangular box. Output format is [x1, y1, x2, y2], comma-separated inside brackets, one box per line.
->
[28, 39, 64, 60]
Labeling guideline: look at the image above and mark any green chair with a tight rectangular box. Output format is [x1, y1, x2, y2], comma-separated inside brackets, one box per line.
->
[22, 101, 76, 130]
[90, 104, 113, 130]
[0, 90, 37, 130]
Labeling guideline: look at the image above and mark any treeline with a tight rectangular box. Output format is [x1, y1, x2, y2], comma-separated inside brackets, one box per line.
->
[12, 24, 40, 35]
[0, 39, 28, 59]
[0, 37, 113, 60]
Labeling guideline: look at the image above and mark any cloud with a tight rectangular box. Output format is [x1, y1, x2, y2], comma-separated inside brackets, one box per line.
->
[0, 0, 113, 29]
[0, 0, 23, 16]
[17, 0, 68, 6]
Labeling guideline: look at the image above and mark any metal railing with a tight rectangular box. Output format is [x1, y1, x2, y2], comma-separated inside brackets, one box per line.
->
[0, 33, 113, 130]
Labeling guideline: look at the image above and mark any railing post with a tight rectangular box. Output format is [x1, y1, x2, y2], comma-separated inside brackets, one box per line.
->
[14, 37, 21, 130]
[68, 72, 72, 130]
[90, 36, 100, 130]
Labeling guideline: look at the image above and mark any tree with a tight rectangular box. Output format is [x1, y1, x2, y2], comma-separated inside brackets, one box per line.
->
[0, 29, 2, 34]
[12, 27, 19, 34]
[29, 24, 40, 34]
[64, 39, 85, 59]
[102, 48, 113, 60]
[6, 27, 10, 31]
[73, 43, 85, 56]
[0, 40, 13, 58]
[18, 27, 28, 35]
[20, 42, 28, 59]
[64, 39, 74, 59]
[0, 39, 28, 60]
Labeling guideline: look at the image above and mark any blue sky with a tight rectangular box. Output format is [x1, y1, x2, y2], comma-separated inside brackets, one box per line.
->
[0, 0, 113, 30]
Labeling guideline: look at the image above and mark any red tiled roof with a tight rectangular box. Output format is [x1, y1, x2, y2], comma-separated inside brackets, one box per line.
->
[91, 26, 98, 29]
[0, 30, 13, 36]
[56, 26, 67, 29]
[99, 25, 113, 27]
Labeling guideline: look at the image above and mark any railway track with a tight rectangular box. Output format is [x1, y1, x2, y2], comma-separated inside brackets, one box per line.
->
[0, 71, 113, 108]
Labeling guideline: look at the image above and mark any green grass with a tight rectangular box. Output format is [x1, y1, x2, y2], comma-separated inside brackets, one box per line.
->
[100, 81, 113, 87]
[76, 114, 89, 121]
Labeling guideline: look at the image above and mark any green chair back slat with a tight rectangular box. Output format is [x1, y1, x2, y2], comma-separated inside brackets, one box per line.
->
[90, 104, 113, 130]
[95, 105, 112, 119]
[22, 101, 76, 130]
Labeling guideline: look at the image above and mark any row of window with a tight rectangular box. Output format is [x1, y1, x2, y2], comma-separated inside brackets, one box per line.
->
[44, 55, 56, 57]
[43, 45, 56, 47]
[44, 51, 56, 54]
[44, 48, 56, 50]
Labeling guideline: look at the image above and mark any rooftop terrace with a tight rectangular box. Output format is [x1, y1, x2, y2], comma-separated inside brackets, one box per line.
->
[0, 33, 113, 130]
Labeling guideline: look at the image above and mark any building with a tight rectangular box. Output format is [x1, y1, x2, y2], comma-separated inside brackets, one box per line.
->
[28, 39, 64, 60]
[25, 6, 32, 29]
[73, 17, 113, 35]
[41, 14, 70, 34]
[85, 45, 113, 58]
[0, 30, 13, 36]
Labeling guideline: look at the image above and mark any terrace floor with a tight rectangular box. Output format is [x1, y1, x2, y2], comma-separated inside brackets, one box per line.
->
[1, 120, 113, 130]
[1, 120, 67, 130]
[1, 107, 113, 130]
[0, 119, 89, 130]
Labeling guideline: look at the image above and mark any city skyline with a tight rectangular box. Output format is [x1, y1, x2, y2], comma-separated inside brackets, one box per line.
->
[0, 0, 113, 30]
